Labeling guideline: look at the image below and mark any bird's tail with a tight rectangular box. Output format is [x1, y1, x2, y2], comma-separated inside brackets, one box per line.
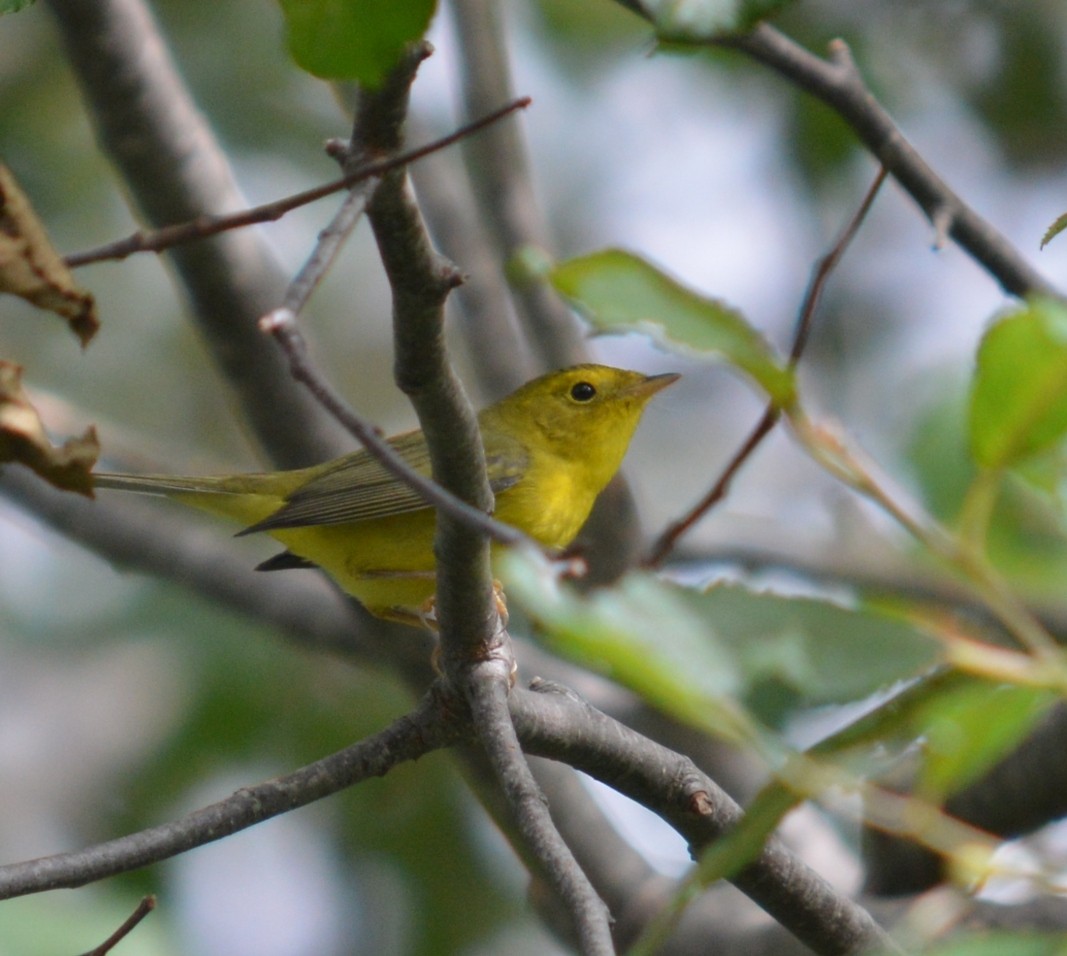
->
[93, 472, 240, 496]
[93, 471, 287, 525]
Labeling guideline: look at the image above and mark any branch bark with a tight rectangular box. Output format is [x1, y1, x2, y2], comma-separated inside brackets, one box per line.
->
[45, 0, 344, 467]
[409, 139, 537, 399]
[353, 44, 501, 659]
[722, 24, 1058, 300]
[512, 682, 895, 956]
[447, 0, 588, 370]
[0, 690, 460, 899]
[346, 45, 614, 952]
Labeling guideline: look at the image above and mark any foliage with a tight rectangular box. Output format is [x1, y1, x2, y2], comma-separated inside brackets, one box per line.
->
[278, 0, 437, 85]
[3, 1, 1067, 954]
[549, 248, 794, 404]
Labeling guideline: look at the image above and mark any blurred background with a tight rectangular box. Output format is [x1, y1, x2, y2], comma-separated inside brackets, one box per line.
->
[2, 1, 1067, 953]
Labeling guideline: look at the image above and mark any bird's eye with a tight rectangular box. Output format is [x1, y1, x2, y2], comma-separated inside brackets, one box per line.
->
[570, 381, 597, 402]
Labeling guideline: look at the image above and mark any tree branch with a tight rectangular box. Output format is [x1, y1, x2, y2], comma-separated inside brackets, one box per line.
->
[529, 758, 676, 949]
[0, 690, 460, 899]
[347, 47, 617, 951]
[609, 8, 1059, 300]
[45, 0, 342, 467]
[471, 677, 614, 955]
[645, 166, 889, 567]
[4, 462, 893, 952]
[352, 43, 503, 662]
[253, 100, 537, 554]
[77, 896, 156, 956]
[448, 0, 650, 584]
[448, 0, 588, 369]
[260, 314, 531, 553]
[409, 137, 537, 399]
[721, 25, 1058, 300]
[511, 682, 894, 956]
[62, 98, 530, 269]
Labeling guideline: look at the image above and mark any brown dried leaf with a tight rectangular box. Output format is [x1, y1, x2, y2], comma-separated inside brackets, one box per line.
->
[0, 162, 98, 347]
[0, 361, 98, 496]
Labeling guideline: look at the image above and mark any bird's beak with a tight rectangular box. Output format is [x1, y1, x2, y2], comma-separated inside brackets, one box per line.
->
[628, 372, 681, 399]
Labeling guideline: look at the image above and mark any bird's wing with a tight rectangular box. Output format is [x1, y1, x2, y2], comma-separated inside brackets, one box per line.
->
[245, 427, 528, 532]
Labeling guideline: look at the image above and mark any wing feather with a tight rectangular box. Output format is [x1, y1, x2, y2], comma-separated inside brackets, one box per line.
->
[245, 427, 528, 532]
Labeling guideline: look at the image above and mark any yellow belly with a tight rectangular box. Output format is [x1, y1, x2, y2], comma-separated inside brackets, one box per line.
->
[176, 466, 598, 624]
[270, 511, 440, 623]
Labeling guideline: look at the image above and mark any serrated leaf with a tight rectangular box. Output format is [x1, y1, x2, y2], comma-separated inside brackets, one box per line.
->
[0, 361, 98, 496]
[277, 0, 436, 85]
[503, 555, 938, 740]
[913, 682, 1053, 801]
[677, 583, 940, 706]
[502, 552, 753, 743]
[550, 248, 794, 404]
[969, 298, 1067, 469]
[1040, 210, 1067, 249]
[0, 163, 98, 347]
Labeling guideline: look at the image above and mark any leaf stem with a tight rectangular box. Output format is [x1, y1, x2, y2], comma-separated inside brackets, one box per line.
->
[794, 413, 1063, 663]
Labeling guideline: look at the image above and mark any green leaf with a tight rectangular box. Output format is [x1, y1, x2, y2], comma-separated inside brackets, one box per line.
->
[913, 682, 1054, 800]
[502, 554, 938, 739]
[502, 552, 754, 744]
[969, 298, 1067, 469]
[916, 933, 1067, 956]
[1040, 210, 1067, 249]
[909, 391, 1067, 593]
[277, 0, 436, 85]
[549, 248, 794, 405]
[677, 583, 940, 708]
[642, 0, 791, 38]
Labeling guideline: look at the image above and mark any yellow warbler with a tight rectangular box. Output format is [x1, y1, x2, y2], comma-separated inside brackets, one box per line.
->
[94, 364, 677, 624]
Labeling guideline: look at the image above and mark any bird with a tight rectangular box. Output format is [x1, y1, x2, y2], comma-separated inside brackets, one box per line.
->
[93, 364, 678, 625]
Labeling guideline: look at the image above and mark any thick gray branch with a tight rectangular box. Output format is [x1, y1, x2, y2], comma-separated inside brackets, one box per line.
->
[46, 0, 343, 467]
[512, 683, 895, 956]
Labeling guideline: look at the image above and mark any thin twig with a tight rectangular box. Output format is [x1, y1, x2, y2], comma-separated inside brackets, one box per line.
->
[254, 82, 533, 561]
[788, 170, 889, 365]
[645, 167, 889, 567]
[0, 690, 458, 900]
[721, 26, 1059, 300]
[63, 97, 532, 268]
[77, 895, 156, 956]
[260, 310, 531, 553]
[279, 184, 377, 317]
